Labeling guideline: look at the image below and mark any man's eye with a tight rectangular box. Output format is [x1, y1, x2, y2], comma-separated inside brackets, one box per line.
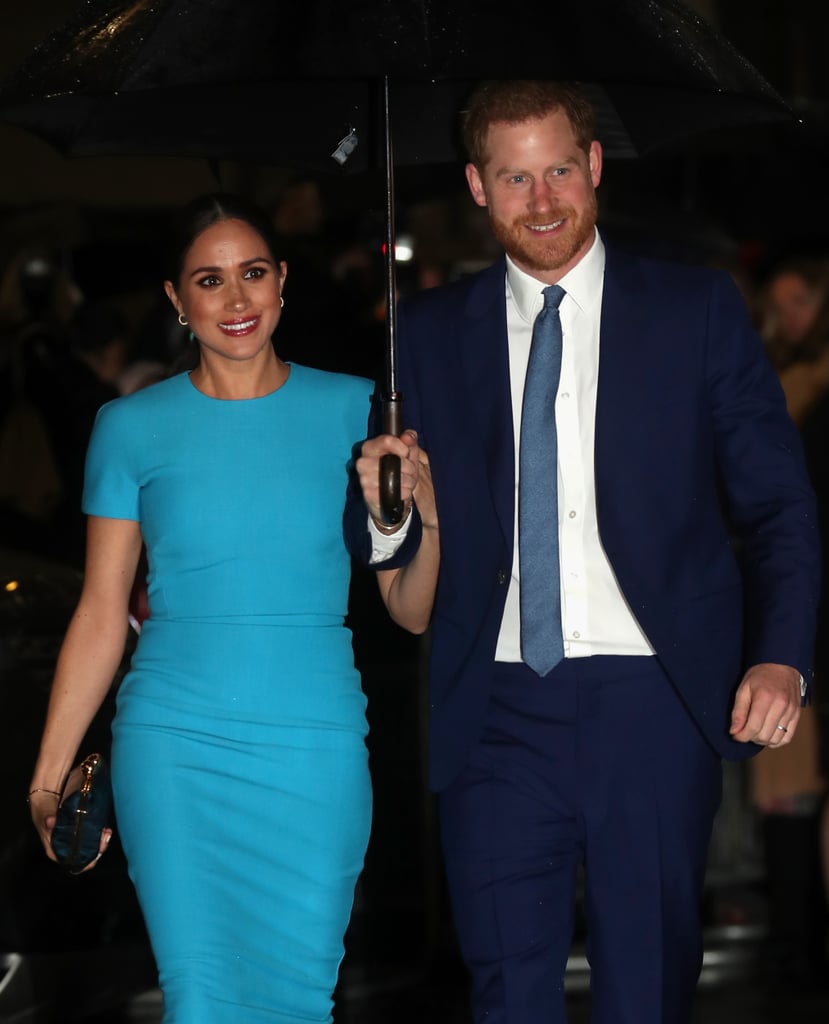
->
[509, 175, 526, 184]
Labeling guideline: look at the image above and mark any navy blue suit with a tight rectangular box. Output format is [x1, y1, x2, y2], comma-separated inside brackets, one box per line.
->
[347, 244, 819, 1022]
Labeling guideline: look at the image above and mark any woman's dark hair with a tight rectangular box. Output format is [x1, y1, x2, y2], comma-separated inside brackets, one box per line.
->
[165, 193, 284, 289]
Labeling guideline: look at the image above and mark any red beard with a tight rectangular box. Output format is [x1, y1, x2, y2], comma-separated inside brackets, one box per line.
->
[490, 195, 597, 275]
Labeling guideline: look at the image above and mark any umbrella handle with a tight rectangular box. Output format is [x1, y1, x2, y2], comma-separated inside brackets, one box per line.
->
[379, 391, 405, 525]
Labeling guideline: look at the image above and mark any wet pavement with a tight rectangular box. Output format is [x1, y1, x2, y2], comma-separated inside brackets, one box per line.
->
[104, 963, 829, 1024]
[4, 910, 828, 1022]
[71, 925, 829, 1024]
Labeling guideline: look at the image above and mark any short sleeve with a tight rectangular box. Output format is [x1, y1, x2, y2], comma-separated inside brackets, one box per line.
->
[82, 398, 141, 521]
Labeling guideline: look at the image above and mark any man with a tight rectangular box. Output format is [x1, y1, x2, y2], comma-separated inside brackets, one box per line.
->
[347, 81, 819, 1024]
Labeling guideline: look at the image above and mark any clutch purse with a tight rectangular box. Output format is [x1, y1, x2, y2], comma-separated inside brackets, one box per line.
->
[51, 752, 113, 874]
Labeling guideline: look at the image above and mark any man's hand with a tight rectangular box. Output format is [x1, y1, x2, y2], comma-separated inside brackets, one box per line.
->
[729, 662, 802, 747]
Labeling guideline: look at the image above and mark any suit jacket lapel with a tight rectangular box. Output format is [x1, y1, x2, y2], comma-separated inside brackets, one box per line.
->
[458, 259, 515, 548]
[595, 246, 652, 539]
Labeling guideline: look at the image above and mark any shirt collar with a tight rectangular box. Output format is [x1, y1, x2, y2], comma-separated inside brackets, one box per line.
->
[505, 228, 606, 323]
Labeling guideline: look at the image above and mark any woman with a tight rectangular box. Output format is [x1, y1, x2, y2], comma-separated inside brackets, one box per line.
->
[763, 258, 829, 367]
[28, 193, 374, 1023]
[762, 259, 829, 424]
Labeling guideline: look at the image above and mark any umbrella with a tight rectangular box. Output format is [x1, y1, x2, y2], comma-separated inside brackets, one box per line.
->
[0, 0, 792, 163]
[0, 0, 793, 520]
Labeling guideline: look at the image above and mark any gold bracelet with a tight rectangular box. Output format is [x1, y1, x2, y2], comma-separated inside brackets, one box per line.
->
[27, 788, 61, 804]
[370, 501, 413, 536]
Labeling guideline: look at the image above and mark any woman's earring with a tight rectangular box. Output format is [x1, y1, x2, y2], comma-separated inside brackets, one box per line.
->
[280, 296, 284, 308]
[178, 312, 189, 326]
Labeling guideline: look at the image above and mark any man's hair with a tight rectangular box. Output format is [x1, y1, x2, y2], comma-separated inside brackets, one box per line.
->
[462, 81, 595, 169]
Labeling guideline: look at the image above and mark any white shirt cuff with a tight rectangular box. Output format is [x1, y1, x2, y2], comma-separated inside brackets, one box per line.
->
[368, 509, 412, 564]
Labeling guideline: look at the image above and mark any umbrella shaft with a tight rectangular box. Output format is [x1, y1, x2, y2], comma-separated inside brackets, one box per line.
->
[384, 75, 398, 395]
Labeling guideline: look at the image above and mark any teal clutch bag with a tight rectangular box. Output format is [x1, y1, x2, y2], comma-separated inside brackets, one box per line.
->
[51, 753, 113, 874]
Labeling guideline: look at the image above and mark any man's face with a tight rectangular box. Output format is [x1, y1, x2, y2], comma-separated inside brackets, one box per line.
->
[768, 271, 823, 347]
[466, 108, 602, 284]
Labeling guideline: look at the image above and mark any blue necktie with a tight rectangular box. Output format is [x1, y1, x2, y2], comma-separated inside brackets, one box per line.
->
[519, 284, 566, 676]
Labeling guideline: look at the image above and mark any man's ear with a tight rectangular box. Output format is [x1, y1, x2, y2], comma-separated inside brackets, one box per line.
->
[589, 141, 603, 189]
[465, 163, 488, 208]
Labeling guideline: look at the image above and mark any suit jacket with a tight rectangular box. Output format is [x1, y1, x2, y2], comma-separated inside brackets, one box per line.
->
[347, 245, 820, 791]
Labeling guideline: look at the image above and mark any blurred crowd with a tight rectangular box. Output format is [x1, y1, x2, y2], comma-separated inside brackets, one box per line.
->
[0, 244, 182, 568]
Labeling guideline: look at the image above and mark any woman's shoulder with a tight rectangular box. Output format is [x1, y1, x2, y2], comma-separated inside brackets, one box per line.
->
[287, 364, 373, 437]
[95, 372, 187, 420]
[289, 363, 373, 403]
[289, 362, 373, 391]
[91, 373, 189, 444]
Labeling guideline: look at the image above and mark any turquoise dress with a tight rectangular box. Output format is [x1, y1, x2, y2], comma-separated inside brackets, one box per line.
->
[83, 365, 374, 1024]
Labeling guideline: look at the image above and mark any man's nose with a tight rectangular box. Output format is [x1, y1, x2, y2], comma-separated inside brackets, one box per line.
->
[529, 179, 554, 210]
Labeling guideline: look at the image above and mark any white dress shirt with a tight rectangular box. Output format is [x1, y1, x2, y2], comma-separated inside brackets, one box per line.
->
[497, 231, 652, 660]
[370, 230, 654, 661]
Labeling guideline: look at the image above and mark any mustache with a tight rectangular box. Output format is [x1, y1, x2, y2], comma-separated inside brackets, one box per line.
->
[514, 206, 574, 228]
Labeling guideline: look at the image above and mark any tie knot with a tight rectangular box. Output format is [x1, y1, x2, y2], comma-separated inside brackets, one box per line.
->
[542, 284, 566, 310]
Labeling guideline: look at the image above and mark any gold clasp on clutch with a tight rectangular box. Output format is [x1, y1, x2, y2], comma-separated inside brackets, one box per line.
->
[78, 753, 101, 805]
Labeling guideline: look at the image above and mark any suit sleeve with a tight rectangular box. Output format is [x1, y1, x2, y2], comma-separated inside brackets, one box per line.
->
[707, 271, 820, 688]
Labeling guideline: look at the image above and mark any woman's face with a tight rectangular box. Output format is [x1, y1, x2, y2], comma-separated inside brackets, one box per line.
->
[165, 218, 286, 365]
[768, 272, 823, 346]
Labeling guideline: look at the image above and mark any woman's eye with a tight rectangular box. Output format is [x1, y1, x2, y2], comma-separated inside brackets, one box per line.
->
[196, 275, 221, 288]
[244, 266, 266, 280]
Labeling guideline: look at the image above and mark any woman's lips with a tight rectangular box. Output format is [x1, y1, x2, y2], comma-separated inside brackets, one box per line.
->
[218, 316, 259, 336]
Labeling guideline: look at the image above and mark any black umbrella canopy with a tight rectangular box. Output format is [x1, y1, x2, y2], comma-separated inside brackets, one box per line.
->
[0, 0, 786, 87]
[0, 0, 792, 166]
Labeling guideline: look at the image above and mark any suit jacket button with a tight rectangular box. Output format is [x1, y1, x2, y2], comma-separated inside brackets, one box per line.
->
[497, 569, 507, 585]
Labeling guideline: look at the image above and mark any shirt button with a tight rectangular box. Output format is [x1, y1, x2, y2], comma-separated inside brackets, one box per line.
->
[573, 630, 581, 639]
[560, 391, 570, 399]
[568, 510, 577, 519]
[497, 569, 507, 585]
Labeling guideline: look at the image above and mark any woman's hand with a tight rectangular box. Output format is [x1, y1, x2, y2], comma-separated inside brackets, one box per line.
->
[357, 429, 423, 531]
[29, 788, 113, 872]
[413, 446, 438, 531]
[29, 789, 62, 862]
[367, 434, 440, 634]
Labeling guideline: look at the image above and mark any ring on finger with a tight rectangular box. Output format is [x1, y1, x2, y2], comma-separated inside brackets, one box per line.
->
[775, 724, 788, 734]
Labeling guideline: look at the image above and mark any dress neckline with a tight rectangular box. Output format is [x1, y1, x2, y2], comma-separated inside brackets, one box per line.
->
[185, 363, 294, 403]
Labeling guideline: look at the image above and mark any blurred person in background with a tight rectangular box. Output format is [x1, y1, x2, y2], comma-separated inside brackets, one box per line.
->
[763, 258, 829, 422]
[44, 300, 130, 565]
[764, 258, 829, 367]
[0, 246, 80, 561]
[756, 255, 829, 985]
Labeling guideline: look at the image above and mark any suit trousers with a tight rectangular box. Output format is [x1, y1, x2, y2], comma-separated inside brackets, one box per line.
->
[438, 656, 723, 1024]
